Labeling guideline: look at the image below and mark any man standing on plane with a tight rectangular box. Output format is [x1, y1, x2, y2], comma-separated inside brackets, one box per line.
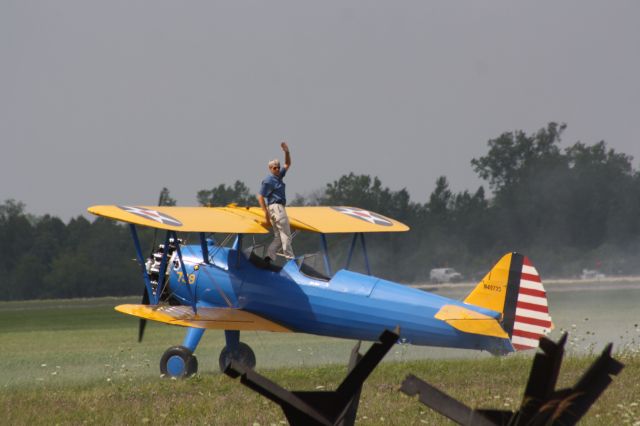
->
[258, 142, 294, 262]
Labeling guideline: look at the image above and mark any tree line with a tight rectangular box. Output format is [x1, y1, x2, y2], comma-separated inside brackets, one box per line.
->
[2, 122, 640, 300]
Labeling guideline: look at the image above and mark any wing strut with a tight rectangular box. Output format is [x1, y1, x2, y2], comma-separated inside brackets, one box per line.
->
[345, 233, 358, 270]
[320, 234, 332, 277]
[344, 233, 372, 275]
[156, 231, 171, 298]
[360, 233, 371, 275]
[171, 231, 197, 313]
[233, 234, 243, 266]
[199, 232, 210, 264]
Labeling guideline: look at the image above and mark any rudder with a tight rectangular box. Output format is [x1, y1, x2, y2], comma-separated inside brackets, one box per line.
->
[464, 253, 553, 351]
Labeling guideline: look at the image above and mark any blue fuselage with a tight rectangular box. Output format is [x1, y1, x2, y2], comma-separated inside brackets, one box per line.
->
[168, 245, 511, 354]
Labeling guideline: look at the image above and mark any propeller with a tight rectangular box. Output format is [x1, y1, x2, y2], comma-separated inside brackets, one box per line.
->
[139, 188, 166, 343]
[138, 286, 150, 342]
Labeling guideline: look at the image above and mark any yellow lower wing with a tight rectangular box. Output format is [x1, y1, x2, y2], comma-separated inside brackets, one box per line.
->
[115, 304, 291, 332]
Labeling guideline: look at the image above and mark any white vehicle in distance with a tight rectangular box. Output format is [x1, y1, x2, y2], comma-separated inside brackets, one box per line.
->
[430, 267, 463, 284]
[580, 269, 606, 280]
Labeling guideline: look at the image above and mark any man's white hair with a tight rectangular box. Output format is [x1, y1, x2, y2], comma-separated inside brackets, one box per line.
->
[268, 159, 280, 168]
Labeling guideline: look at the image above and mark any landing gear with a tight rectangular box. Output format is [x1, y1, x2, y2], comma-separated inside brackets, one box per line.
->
[160, 346, 198, 378]
[218, 342, 256, 372]
[159, 329, 255, 376]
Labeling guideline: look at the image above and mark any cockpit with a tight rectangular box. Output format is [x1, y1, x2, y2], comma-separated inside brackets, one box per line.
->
[242, 231, 373, 283]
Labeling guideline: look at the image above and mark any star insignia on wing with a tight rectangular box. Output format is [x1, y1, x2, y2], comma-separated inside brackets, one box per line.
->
[118, 206, 183, 227]
[332, 207, 393, 226]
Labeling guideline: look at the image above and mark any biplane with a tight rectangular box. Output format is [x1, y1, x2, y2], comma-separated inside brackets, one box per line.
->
[88, 204, 553, 378]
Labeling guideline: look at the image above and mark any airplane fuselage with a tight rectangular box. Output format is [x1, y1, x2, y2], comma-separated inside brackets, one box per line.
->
[167, 245, 511, 354]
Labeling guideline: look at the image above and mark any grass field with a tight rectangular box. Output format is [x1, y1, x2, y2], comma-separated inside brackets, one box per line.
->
[1, 297, 639, 425]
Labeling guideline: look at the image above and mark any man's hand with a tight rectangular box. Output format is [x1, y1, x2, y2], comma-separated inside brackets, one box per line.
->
[281, 141, 291, 169]
[258, 194, 272, 227]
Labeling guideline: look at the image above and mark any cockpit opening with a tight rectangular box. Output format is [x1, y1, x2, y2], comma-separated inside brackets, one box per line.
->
[244, 244, 283, 272]
[296, 253, 331, 281]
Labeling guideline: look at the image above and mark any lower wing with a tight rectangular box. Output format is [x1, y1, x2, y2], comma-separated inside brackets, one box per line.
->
[115, 304, 292, 332]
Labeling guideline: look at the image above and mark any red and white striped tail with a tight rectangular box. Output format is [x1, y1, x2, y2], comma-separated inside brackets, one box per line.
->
[511, 256, 553, 351]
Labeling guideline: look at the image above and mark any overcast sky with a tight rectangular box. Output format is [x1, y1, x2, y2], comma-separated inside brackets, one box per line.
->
[2, 1, 639, 221]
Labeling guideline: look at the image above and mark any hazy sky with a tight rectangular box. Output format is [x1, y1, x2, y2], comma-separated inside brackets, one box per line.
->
[2, 1, 639, 221]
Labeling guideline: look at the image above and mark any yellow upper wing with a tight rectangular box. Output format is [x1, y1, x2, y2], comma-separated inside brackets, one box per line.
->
[88, 205, 409, 234]
[227, 206, 410, 233]
[87, 205, 270, 233]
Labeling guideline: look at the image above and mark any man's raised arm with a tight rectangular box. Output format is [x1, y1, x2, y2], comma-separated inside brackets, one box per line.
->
[281, 142, 291, 170]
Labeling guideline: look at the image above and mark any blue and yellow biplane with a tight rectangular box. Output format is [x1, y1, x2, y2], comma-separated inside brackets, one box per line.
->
[88, 204, 553, 378]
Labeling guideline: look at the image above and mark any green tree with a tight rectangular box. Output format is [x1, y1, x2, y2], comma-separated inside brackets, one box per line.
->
[197, 181, 256, 206]
[4, 119, 640, 301]
[426, 176, 452, 218]
[469, 122, 640, 275]
[42, 251, 95, 298]
[0, 200, 34, 272]
[564, 141, 638, 248]
[470, 123, 570, 248]
[320, 173, 415, 220]
[471, 122, 566, 192]
[316, 173, 419, 280]
[158, 187, 177, 206]
[0, 200, 35, 299]
[10, 254, 48, 299]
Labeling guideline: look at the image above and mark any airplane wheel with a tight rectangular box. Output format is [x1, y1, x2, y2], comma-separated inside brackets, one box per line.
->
[160, 346, 198, 378]
[218, 342, 256, 372]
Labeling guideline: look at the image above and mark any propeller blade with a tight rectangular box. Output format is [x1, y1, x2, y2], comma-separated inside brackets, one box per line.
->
[142, 286, 150, 305]
[138, 287, 150, 342]
[138, 319, 147, 343]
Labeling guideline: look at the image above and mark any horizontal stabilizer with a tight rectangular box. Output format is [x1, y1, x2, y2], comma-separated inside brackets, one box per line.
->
[115, 304, 292, 332]
[434, 304, 508, 339]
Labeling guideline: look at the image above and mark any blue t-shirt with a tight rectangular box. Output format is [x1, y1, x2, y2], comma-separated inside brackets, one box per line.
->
[259, 166, 287, 205]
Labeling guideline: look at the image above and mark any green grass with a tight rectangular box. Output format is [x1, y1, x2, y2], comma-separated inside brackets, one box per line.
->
[1, 298, 639, 425]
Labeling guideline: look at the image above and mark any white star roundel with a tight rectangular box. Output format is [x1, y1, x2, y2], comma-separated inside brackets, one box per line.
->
[118, 206, 183, 227]
[331, 207, 393, 226]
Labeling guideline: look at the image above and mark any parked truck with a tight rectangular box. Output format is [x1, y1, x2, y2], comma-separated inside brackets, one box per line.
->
[429, 267, 463, 284]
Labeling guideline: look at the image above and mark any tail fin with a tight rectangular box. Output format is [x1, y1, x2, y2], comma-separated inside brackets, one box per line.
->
[464, 253, 553, 351]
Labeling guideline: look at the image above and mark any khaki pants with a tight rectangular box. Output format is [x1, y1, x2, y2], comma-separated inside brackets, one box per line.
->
[267, 204, 294, 260]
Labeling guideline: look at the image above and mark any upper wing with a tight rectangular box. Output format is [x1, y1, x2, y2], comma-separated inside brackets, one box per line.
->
[88, 205, 409, 233]
[115, 304, 292, 332]
[87, 205, 269, 233]
[227, 206, 410, 233]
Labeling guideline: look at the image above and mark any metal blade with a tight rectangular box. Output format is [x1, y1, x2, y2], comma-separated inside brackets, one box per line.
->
[138, 287, 150, 342]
